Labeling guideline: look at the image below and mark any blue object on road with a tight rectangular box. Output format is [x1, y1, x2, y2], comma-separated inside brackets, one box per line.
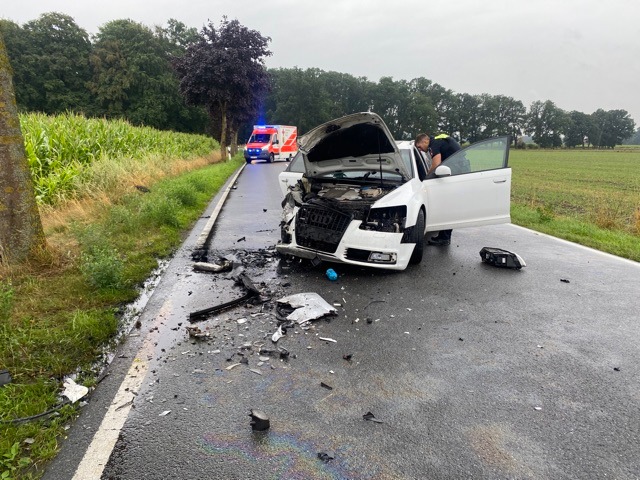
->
[326, 268, 338, 281]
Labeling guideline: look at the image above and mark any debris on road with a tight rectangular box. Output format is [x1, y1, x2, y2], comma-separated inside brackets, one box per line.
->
[192, 259, 233, 273]
[277, 292, 337, 324]
[271, 325, 285, 343]
[479, 247, 526, 269]
[226, 363, 241, 370]
[320, 382, 333, 390]
[614, 367, 621, 372]
[560, 278, 570, 283]
[363, 411, 383, 423]
[189, 273, 262, 321]
[237, 236, 246, 243]
[186, 326, 210, 339]
[319, 337, 337, 343]
[159, 410, 171, 416]
[317, 452, 335, 462]
[61, 378, 89, 403]
[249, 409, 270, 431]
[0, 369, 11, 387]
[249, 369, 262, 375]
[326, 268, 338, 281]
[342, 354, 352, 361]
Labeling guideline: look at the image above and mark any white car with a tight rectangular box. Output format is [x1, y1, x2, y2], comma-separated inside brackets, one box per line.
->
[276, 112, 511, 271]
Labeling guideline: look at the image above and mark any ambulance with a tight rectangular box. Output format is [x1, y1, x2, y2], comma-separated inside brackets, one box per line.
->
[243, 125, 298, 164]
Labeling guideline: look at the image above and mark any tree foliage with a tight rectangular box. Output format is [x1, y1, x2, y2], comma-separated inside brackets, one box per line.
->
[173, 17, 271, 158]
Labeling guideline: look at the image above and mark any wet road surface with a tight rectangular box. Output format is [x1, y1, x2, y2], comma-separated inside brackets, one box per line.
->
[45, 161, 640, 480]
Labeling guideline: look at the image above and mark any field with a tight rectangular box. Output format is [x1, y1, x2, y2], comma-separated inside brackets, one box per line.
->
[509, 148, 640, 261]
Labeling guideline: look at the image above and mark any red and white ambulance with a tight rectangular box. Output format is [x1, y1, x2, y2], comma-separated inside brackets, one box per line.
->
[243, 125, 298, 164]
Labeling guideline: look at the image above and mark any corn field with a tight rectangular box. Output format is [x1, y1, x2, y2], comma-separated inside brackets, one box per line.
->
[19, 112, 218, 204]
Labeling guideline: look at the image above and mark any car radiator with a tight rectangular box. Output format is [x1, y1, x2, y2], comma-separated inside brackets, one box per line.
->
[295, 205, 352, 253]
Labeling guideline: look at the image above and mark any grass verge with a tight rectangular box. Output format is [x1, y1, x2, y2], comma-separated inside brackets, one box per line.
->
[0, 154, 243, 479]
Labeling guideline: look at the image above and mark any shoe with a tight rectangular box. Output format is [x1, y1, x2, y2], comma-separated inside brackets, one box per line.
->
[428, 237, 450, 246]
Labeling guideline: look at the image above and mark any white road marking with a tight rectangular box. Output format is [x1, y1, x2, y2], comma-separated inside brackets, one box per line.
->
[72, 298, 173, 480]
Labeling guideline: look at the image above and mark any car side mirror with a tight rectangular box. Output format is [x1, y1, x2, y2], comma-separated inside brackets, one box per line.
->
[435, 165, 452, 177]
[273, 139, 279, 145]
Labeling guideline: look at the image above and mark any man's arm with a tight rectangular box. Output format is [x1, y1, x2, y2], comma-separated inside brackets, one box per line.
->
[427, 153, 442, 175]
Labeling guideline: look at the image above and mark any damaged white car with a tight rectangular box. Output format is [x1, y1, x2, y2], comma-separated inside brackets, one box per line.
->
[277, 112, 512, 271]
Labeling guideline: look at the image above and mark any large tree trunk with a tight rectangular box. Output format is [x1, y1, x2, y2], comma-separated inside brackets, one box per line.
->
[230, 129, 238, 156]
[0, 34, 45, 264]
[219, 101, 228, 160]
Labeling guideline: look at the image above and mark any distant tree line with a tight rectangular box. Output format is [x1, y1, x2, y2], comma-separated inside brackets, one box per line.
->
[1, 12, 636, 148]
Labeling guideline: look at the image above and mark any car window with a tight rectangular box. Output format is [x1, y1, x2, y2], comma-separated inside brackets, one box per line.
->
[285, 152, 305, 173]
[249, 133, 271, 143]
[399, 148, 414, 178]
[442, 136, 509, 175]
[413, 148, 428, 180]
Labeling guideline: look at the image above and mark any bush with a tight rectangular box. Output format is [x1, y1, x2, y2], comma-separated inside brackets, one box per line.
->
[80, 246, 125, 289]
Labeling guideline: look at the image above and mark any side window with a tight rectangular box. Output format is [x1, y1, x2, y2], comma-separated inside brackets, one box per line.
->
[286, 152, 305, 173]
[413, 148, 428, 180]
[442, 136, 509, 175]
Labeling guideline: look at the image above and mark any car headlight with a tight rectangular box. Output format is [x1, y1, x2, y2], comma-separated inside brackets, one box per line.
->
[261, 146, 269, 151]
[360, 206, 407, 232]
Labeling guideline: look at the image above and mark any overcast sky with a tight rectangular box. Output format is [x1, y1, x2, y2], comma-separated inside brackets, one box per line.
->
[3, 0, 640, 126]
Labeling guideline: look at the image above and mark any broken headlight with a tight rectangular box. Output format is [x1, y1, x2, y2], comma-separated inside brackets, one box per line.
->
[360, 206, 407, 232]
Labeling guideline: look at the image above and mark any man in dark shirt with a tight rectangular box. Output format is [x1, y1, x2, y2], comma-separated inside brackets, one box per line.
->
[415, 133, 461, 246]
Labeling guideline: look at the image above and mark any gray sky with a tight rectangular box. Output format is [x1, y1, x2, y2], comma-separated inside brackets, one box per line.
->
[3, 0, 640, 126]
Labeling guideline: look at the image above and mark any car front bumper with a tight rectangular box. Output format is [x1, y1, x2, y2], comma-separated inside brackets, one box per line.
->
[277, 220, 415, 271]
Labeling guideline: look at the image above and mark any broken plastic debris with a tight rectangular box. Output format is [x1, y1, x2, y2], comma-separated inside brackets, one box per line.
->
[237, 318, 247, 324]
[192, 260, 232, 273]
[186, 326, 210, 339]
[363, 411, 383, 423]
[159, 410, 171, 416]
[277, 293, 337, 324]
[320, 382, 333, 390]
[317, 452, 335, 462]
[479, 247, 526, 269]
[560, 278, 570, 283]
[534, 406, 542, 411]
[0, 369, 12, 387]
[249, 409, 270, 431]
[226, 363, 241, 370]
[249, 369, 263, 375]
[61, 378, 89, 403]
[342, 354, 352, 361]
[319, 337, 337, 343]
[271, 325, 285, 343]
[326, 268, 338, 281]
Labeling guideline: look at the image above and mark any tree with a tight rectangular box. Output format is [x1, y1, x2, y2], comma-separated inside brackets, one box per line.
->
[0, 33, 45, 263]
[21, 13, 92, 114]
[526, 100, 568, 147]
[90, 19, 199, 131]
[589, 109, 635, 148]
[173, 18, 271, 159]
[565, 111, 594, 147]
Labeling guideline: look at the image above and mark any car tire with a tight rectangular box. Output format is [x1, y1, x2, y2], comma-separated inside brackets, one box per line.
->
[267, 153, 274, 163]
[246, 159, 252, 164]
[409, 210, 425, 265]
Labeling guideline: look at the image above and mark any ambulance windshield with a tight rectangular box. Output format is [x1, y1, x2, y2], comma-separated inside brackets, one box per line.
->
[249, 133, 271, 143]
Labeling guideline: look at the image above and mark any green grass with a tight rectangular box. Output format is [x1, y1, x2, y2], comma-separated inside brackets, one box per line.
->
[509, 148, 640, 261]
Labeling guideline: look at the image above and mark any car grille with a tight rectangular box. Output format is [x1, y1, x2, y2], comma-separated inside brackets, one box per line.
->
[295, 205, 351, 253]
[345, 248, 371, 261]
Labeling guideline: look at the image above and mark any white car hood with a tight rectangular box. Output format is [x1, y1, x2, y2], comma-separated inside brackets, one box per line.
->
[299, 112, 410, 179]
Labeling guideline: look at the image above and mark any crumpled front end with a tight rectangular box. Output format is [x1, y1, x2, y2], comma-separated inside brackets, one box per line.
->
[277, 180, 417, 270]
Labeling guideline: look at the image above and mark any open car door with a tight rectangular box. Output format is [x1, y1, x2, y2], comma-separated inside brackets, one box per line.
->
[423, 136, 511, 231]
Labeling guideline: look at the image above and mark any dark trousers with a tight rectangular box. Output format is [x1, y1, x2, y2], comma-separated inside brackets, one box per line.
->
[435, 229, 452, 240]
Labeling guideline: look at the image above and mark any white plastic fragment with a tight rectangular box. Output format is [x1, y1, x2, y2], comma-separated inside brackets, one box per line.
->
[226, 363, 241, 370]
[237, 318, 247, 324]
[62, 378, 89, 403]
[277, 293, 337, 323]
[319, 337, 337, 343]
[159, 410, 171, 416]
[534, 406, 542, 411]
[271, 326, 284, 343]
[250, 369, 263, 375]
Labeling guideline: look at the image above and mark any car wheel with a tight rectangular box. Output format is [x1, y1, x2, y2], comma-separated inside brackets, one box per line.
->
[246, 159, 252, 164]
[267, 153, 274, 163]
[409, 210, 425, 265]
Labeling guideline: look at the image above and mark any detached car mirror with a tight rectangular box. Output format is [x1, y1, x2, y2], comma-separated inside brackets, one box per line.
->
[435, 165, 451, 177]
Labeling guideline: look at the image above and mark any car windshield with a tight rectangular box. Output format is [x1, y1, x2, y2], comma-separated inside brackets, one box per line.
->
[286, 152, 305, 173]
[249, 133, 271, 143]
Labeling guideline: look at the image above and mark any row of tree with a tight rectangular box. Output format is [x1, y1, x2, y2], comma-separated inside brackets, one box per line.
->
[1, 13, 637, 149]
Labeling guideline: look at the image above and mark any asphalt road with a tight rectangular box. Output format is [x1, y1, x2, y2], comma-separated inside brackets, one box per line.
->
[45, 160, 640, 480]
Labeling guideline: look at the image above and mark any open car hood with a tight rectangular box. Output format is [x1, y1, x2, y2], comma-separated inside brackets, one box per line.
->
[299, 112, 410, 179]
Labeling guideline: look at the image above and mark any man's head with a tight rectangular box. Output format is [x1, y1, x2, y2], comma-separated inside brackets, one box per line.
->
[415, 133, 430, 152]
